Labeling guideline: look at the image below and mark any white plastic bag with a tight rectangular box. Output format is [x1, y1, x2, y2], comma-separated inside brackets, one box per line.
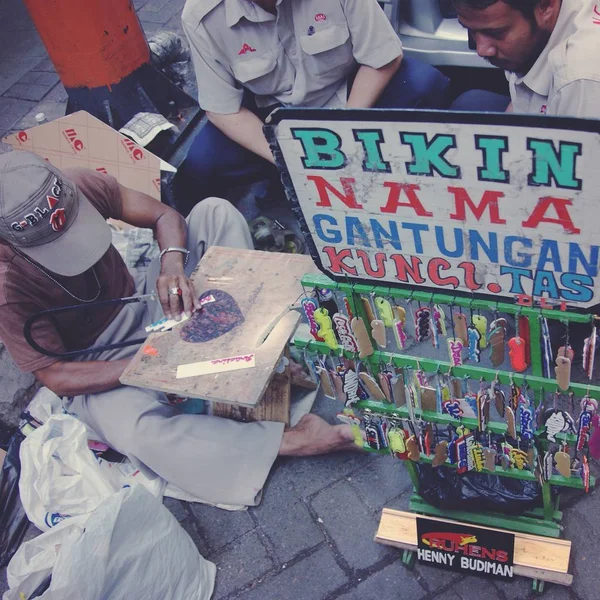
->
[4, 485, 216, 600]
[19, 415, 165, 531]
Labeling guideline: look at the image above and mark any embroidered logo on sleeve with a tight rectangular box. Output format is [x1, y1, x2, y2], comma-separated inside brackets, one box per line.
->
[238, 43, 257, 55]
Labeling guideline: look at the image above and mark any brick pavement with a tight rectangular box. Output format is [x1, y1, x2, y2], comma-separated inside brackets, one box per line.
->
[1, 1, 599, 599]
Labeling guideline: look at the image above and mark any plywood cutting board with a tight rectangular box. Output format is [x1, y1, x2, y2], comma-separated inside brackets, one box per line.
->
[121, 247, 318, 407]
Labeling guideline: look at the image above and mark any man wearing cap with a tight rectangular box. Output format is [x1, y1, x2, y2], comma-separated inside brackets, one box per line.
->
[0, 151, 356, 507]
[176, 0, 451, 208]
[450, 0, 600, 119]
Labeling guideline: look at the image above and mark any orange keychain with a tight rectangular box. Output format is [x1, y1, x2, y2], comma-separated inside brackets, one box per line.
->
[508, 315, 528, 372]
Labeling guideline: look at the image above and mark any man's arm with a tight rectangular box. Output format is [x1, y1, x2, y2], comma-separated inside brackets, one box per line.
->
[118, 185, 201, 319]
[346, 56, 403, 108]
[206, 108, 275, 164]
[34, 358, 130, 397]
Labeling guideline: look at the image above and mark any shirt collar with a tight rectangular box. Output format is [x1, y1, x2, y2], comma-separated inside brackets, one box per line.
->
[225, 0, 277, 27]
[515, 0, 578, 95]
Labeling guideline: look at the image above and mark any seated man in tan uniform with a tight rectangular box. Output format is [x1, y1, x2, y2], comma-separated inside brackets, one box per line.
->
[451, 0, 600, 118]
[0, 151, 355, 507]
[176, 0, 451, 210]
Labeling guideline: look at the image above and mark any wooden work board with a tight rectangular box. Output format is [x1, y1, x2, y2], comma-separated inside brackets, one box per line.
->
[121, 247, 318, 407]
[376, 509, 573, 586]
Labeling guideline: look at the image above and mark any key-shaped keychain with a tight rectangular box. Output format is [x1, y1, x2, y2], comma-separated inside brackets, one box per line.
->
[555, 354, 571, 392]
[506, 406, 517, 439]
[351, 317, 374, 359]
[432, 441, 449, 468]
[301, 297, 324, 342]
[378, 370, 394, 403]
[333, 312, 359, 354]
[359, 372, 387, 401]
[453, 311, 469, 345]
[329, 369, 346, 403]
[368, 293, 387, 348]
[508, 315, 527, 372]
[314, 308, 339, 351]
[488, 317, 507, 367]
[414, 305, 432, 342]
[483, 447, 497, 472]
[316, 358, 335, 399]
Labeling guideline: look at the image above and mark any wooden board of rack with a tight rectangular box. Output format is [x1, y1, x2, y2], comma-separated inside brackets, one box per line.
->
[376, 509, 572, 586]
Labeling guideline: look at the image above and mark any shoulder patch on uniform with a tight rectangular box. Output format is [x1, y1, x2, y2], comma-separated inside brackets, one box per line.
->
[182, 0, 224, 26]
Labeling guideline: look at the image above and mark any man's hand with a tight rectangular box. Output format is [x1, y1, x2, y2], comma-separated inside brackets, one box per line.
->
[157, 253, 200, 319]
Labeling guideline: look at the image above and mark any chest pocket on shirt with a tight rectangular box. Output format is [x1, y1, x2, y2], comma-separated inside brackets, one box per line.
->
[231, 53, 278, 94]
[300, 24, 353, 76]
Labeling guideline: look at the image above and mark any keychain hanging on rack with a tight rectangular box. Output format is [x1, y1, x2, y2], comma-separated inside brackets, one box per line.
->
[543, 392, 577, 442]
[314, 308, 339, 351]
[541, 317, 554, 379]
[488, 310, 507, 368]
[508, 311, 527, 372]
[301, 296, 324, 342]
[467, 304, 482, 363]
[430, 301, 440, 350]
[518, 383, 535, 441]
[554, 321, 572, 392]
[473, 309, 488, 350]
[350, 286, 374, 359]
[392, 296, 408, 349]
[414, 301, 432, 342]
[333, 295, 359, 354]
[583, 321, 597, 380]
[367, 292, 387, 348]
[447, 306, 464, 366]
[577, 395, 598, 451]
[453, 307, 469, 345]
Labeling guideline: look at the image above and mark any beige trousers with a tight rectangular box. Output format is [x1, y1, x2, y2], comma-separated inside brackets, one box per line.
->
[65, 199, 285, 507]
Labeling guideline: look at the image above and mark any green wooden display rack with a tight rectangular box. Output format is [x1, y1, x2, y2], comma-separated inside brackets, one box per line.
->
[293, 273, 597, 566]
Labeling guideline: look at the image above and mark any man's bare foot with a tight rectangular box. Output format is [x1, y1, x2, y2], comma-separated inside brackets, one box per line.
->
[278, 414, 360, 457]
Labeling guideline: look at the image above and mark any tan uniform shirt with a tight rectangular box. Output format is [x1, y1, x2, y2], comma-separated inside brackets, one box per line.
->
[182, 0, 403, 114]
[508, 0, 600, 119]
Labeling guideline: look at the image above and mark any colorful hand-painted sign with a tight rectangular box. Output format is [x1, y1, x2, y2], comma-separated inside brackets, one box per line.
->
[265, 109, 600, 309]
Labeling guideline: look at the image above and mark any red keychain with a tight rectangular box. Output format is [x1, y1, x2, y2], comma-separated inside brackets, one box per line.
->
[508, 314, 527, 372]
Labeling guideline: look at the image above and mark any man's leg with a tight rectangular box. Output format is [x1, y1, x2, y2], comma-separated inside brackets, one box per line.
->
[374, 56, 452, 110]
[450, 90, 511, 112]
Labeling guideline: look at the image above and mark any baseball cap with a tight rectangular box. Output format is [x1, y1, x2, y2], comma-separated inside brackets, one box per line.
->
[0, 151, 112, 276]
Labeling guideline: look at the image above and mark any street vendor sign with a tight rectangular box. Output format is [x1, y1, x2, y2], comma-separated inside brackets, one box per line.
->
[265, 109, 600, 310]
[416, 517, 515, 580]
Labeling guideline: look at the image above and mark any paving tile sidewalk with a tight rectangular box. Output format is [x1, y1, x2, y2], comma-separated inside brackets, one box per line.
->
[1, 1, 599, 599]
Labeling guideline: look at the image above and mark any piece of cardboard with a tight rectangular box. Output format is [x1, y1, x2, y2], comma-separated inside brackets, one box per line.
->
[3, 110, 175, 203]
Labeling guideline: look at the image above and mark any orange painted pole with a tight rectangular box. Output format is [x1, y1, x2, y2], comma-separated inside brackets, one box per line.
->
[22, 0, 150, 90]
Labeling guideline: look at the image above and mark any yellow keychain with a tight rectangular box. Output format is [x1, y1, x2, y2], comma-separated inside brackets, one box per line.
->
[375, 297, 395, 328]
[473, 315, 488, 349]
[314, 308, 339, 351]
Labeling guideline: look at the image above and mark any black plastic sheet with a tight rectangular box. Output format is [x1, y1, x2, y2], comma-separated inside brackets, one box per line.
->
[0, 428, 29, 567]
[416, 463, 542, 513]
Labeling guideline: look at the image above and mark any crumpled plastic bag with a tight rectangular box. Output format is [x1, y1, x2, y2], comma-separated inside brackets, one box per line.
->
[0, 428, 28, 567]
[416, 463, 542, 512]
[4, 485, 216, 600]
[19, 415, 165, 531]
